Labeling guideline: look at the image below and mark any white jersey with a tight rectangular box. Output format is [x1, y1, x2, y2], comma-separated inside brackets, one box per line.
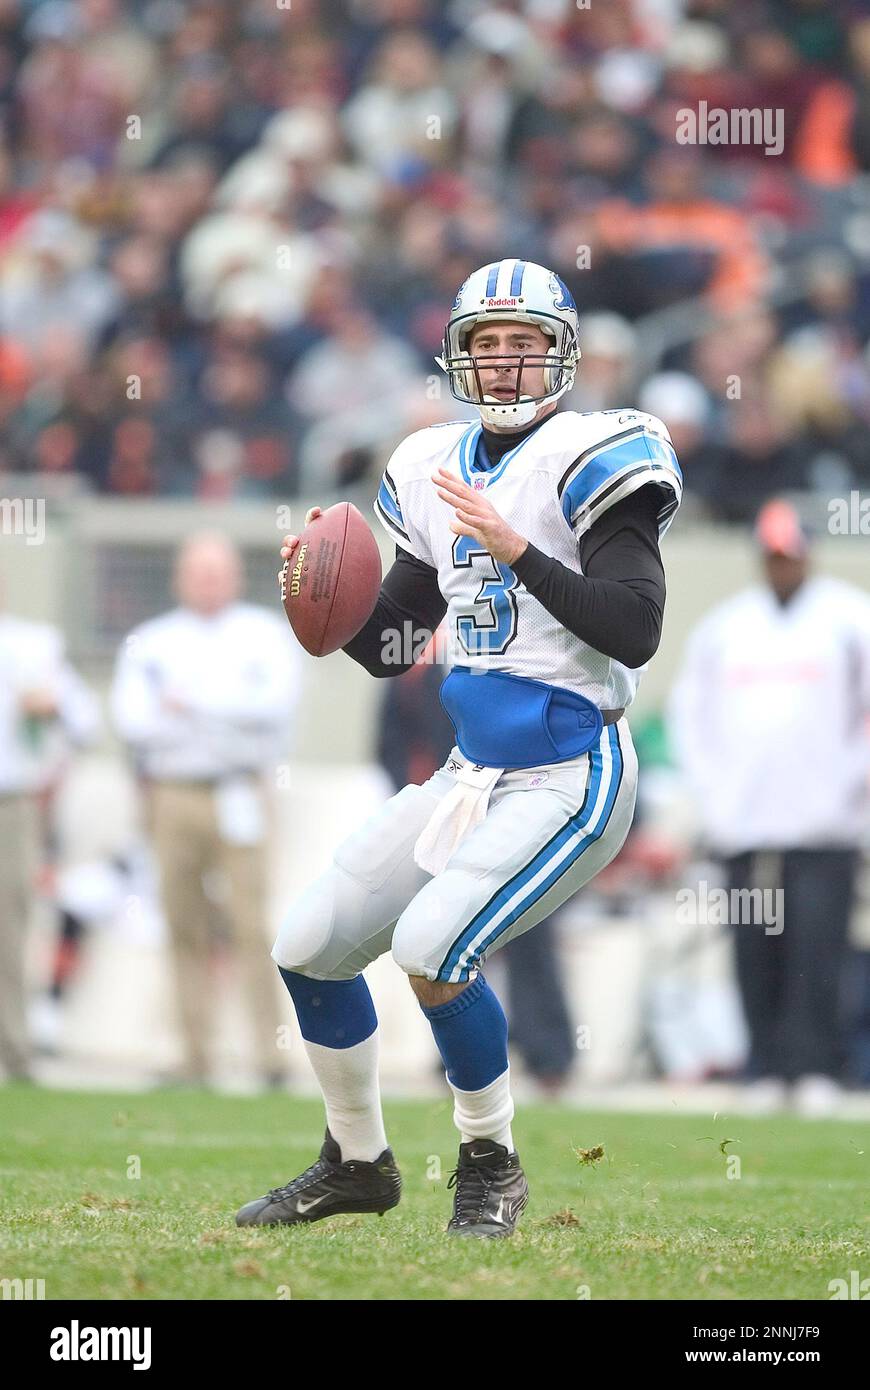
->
[669, 576, 870, 853]
[111, 603, 301, 781]
[374, 409, 682, 709]
[0, 617, 100, 795]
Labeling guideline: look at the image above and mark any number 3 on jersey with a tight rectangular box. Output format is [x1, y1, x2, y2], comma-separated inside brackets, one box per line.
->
[452, 535, 519, 656]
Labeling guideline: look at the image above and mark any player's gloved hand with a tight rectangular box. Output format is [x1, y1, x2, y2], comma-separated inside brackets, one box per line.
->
[278, 508, 322, 587]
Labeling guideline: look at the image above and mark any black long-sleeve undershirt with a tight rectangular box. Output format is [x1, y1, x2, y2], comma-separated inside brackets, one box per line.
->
[512, 484, 666, 668]
[343, 544, 448, 677]
[343, 483, 667, 677]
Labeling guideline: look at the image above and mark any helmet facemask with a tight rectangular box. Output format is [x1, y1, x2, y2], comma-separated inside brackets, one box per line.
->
[437, 313, 580, 428]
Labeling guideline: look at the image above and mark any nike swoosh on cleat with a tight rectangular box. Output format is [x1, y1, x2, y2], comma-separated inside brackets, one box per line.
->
[295, 1194, 327, 1214]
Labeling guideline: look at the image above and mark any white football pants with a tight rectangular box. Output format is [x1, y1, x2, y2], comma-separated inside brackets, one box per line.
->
[272, 719, 638, 984]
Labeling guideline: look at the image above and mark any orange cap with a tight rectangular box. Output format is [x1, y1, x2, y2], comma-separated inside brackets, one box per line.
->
[755, 499, 809, 559]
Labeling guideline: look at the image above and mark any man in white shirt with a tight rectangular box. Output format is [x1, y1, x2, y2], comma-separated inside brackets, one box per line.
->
[111, 532, 301, 1086]
[0, 604, 99, 1079]
[669, 500, 870, 1113]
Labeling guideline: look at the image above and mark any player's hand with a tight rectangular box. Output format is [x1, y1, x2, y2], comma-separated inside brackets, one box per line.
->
[278, 508, 321, 586]
[433, 469, 528, 566]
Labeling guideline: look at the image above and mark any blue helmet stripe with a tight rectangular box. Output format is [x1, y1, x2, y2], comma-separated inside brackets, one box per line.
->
[509, 260, 526, 296]
[484, 264, 499, 297]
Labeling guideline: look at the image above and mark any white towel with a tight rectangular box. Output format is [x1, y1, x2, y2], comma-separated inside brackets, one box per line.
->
[414, 761, 504, 876]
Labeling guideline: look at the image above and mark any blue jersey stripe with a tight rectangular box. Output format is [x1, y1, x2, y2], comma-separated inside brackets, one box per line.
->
[458, 424, 483, 484]
[374, 496, 409, 541]
[463, 421, 536, 485]
[377, 477, 404, 525]
[561, 433, 681, 523]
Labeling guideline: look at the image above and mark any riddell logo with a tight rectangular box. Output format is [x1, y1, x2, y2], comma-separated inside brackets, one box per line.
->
[484, 297, 520, 308]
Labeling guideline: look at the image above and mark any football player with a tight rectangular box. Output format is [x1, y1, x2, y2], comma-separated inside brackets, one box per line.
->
[236, 259, 682, 1237]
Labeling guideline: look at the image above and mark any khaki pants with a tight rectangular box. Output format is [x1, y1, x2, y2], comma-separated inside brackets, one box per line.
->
[149, 781, 282, 1078]
[0, 796, 38, 1077]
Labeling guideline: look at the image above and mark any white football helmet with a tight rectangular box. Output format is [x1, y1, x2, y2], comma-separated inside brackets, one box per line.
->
[437, 258, 581, 428]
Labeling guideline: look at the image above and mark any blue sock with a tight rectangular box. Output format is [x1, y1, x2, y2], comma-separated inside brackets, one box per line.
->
[278, 968, 377, 1049]
[420, 974, 508, 1090]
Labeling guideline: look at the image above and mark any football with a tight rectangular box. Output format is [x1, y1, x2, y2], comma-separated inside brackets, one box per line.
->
[281, 502, 382, 656]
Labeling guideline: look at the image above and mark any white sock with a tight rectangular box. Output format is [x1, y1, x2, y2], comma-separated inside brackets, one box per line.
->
[303, 1031, 388, 1162]
[448, 1066, 514, 1151]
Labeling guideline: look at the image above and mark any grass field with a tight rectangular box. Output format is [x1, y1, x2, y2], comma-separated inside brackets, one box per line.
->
[1, 1083, 868, 1301]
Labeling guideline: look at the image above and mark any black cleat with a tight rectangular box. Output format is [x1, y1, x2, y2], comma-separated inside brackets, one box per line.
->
[446, 1139, 529, 1238]
[235, 1129, 401, 1227]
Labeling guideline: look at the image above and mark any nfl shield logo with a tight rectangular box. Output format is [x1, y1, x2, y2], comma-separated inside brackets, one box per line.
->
[473, 477, 486, 490]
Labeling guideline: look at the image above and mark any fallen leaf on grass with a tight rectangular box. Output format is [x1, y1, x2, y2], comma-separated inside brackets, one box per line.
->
[572, 1145, 605, 1167]
[79, 1192, 133, 1211]
[546, 1209, 580, 1227]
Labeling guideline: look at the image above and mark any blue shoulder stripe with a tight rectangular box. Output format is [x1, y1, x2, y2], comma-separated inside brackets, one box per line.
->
[560, 430, 681, 523]
[374, 494, 409, 541]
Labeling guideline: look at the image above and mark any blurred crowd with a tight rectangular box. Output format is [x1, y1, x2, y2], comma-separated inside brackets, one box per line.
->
[0, 0, 869, 519]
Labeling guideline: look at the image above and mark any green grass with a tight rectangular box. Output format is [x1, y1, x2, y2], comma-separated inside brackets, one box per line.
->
[1, 1084, 868, 1300]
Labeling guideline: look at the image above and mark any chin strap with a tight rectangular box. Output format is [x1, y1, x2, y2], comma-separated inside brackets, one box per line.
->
[477, 396, 541, 428]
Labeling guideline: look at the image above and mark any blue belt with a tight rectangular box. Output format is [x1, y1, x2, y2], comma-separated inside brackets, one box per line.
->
[439, 667, 609, 770]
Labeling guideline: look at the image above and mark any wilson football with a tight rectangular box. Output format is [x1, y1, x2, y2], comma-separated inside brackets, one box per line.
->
[281, 502, 382, 656]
